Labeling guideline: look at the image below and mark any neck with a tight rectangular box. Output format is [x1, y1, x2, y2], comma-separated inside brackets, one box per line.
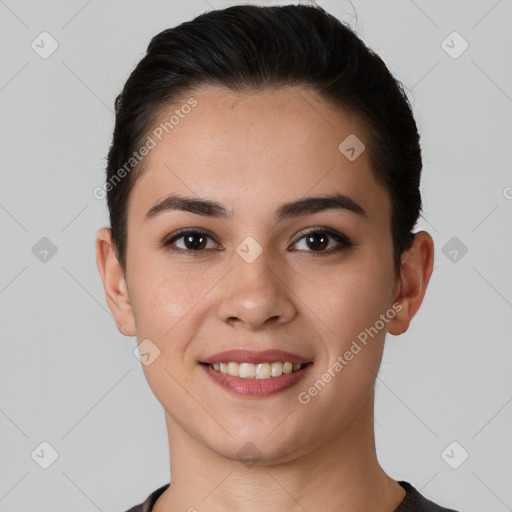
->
[154, 390, 405, 512]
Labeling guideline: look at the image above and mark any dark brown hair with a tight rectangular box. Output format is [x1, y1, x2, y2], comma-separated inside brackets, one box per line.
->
[105, 4, 422, 273]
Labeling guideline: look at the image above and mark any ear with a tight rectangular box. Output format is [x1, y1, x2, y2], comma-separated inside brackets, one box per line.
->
[95, 227, 136, 336]
[388, 231, 434, 336]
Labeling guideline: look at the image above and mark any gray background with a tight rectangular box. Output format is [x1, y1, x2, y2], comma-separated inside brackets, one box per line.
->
[1, 0, 511, 510]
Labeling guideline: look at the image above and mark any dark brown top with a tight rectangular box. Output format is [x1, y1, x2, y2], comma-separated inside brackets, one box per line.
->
[123, 481, 460, 512]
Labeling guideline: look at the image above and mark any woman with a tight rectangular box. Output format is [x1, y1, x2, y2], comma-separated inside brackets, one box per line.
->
[96, 4, 459, 511]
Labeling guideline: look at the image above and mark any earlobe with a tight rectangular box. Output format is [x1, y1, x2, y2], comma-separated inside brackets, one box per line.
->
[95, 227, 137, 336]
[388, 231, 435, 336]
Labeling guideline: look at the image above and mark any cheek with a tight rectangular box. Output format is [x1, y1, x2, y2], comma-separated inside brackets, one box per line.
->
[130, 269, 203, 391]
[292, 254, 394, 424]
[295, 252, 395, 345]
[129, 260, 201, 342]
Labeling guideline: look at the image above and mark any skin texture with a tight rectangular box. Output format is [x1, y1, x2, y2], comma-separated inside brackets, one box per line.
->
[96, 85, 434, 512]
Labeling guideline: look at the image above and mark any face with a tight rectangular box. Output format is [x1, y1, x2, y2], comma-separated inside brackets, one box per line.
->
[107, 85, 404, 463]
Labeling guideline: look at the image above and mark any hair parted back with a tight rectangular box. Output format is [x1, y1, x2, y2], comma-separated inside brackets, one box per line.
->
[106, 4, 422, 273]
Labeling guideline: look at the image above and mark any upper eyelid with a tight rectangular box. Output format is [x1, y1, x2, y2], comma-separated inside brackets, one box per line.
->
[293, 226, 349, 239]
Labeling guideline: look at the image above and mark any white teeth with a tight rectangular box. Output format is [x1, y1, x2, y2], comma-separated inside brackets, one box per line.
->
[227, 362, 240, 376]
[256, 363, 271, 379]
[207, 361, 305, 379]
[239, 362, 256, 378]
[283, 362, 293, 374]
[271, 362, 282, 377]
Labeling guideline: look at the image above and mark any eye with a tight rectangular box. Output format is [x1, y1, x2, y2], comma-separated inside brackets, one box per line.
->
[290, 227, 354, 256]
[162, 228, 221, 254]
[162, 227, 353, 257]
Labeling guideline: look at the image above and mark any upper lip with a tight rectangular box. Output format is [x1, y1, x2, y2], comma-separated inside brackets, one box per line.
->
[200, 349, 312, 365]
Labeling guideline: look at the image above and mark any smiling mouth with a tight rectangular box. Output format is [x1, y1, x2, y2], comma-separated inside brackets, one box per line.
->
[200, 361, 312, 379]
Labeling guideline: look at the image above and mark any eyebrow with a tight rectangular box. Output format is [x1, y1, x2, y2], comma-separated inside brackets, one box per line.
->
[144, 192, 367, 222]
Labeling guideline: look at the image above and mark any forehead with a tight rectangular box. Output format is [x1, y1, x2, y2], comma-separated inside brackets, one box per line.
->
[128, 85, 390, 225]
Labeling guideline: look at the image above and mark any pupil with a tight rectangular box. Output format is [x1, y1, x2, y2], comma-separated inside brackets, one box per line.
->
[186, 234, 206, 250]
[307, 232, 328, 251]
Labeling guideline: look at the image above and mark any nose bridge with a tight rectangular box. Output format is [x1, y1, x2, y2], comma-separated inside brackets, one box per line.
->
[216, 242, 295, 328]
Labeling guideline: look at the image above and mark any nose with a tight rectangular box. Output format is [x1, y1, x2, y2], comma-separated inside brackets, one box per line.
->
[216, 248, 297, 330]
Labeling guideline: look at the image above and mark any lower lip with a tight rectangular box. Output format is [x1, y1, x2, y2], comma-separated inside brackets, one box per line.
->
[200, 363, 312, 397]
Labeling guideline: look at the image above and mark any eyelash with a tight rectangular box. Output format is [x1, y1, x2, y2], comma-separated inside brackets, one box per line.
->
[162, 227, 354, 257]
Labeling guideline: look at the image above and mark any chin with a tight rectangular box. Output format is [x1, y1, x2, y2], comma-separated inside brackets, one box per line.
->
[206, 425, 311, 467]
